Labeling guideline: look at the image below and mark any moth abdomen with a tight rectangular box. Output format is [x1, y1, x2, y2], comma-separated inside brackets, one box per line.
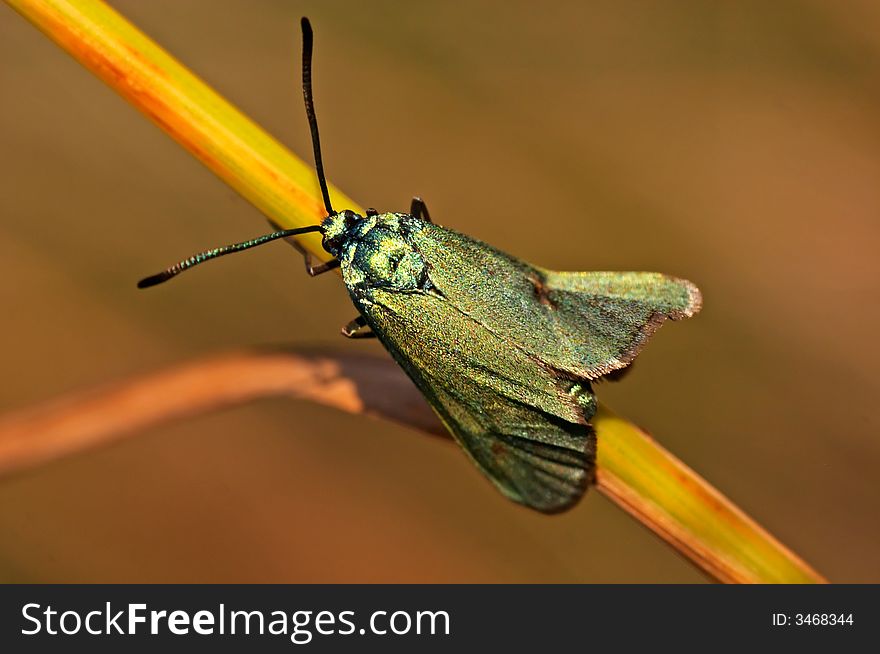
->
[564, 380, 597, 420]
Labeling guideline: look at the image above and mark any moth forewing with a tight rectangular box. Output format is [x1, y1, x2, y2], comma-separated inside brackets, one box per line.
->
[349, 281, 597, 513]
[410, 221, 702, 381]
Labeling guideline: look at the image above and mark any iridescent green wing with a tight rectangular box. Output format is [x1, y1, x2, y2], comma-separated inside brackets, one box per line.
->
[536, 269, 701, 377]
[354, 287, 596, 513]
[410, 222, 701, 379]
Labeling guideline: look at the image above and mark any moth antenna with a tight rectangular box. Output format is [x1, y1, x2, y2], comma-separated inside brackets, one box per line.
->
[301, 17, 334, 216]
[137, 225, 324, 288]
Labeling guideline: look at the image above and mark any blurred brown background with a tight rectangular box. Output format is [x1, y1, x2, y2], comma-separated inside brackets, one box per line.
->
[1, 0, 877, 583]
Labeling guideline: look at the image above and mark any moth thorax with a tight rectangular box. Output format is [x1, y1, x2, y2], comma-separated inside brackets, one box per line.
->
[354, 230, 428, 291]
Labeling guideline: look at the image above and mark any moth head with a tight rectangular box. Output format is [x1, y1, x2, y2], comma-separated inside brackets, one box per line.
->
[321, 209, 362, 256]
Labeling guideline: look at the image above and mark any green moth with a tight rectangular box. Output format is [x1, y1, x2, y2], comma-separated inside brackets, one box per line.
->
[139, 18, 701, 513]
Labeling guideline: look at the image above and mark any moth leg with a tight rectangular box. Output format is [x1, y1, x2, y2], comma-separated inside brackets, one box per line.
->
[289, 239, 340, 276]
[410, 197, 433, 223]
[304, 256, 340, 277]
[341, 315, 376, 339]
[265, 219, 339, 277]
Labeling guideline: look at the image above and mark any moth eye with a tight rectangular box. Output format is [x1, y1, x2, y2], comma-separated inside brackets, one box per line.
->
[340, 209, 361, 230]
